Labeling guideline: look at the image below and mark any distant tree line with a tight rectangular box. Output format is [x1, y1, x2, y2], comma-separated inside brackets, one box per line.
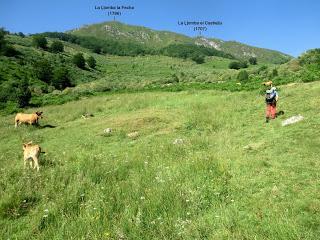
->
[37, 32, 152, 56]
[160, 44, 234, 63]
[36, 32, 236, 64]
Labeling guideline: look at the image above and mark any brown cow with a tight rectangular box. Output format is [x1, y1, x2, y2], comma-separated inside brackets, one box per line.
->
[22, 142, 43, 171]
[15, 111, 43, 128]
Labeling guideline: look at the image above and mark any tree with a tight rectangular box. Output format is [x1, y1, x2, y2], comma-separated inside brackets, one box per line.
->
[33, 59, 53, 83]
[87, 56, 96, 69]
[272, 68, 278, 78]
[92, 46, 102, 54]
[50, 41, 64, 53]
[3, 45, 19, 57]
[191, 55, 205, 64]
[0, 28, 19, 57]
[32, 35, 48, 50]
[72, 53, 86, 69]
[229, 61, 241, 70]
[0, 28, 8, 55]
[52, 67, 73, 90]
[249, 57, 257, 65]
[237, 70, 249, 81]
[18, 32, 25, 38]
[16, 78, 31, 107]
[0, 28, 6, 50]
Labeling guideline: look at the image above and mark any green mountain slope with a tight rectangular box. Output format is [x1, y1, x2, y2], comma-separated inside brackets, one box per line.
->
[1, 30, 319, 115]
[69, 21, 293, 64]
[195, 37, 292, 64]
[68, 21, 194, 47]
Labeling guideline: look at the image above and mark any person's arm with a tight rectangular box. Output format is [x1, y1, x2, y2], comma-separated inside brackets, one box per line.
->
[275, 92, 279, 101]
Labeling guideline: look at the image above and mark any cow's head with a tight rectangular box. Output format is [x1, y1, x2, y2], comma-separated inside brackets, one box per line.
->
[35, 111, 43, 118]
[23, 141, 33, 150]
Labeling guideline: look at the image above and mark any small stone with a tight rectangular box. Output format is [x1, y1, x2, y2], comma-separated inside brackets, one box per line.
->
[173, 138, 184, 145]
[104, 128, 112, 134]
[272, 185, 279, 195]
[128, 131, 139, 139]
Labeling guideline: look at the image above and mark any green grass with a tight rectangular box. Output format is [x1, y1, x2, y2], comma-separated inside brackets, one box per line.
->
[1, 81, 320, 239]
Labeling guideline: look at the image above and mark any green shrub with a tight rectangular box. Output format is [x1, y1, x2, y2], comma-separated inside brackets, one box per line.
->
[192, 55, 205, 64]
[52, 67, 73, 90]
[229, 61, 247, 70]
[258, 65, 268, 73]
[18, 32, 25, 38]
[237, 70, 249, 82]
[272, 69, 278, 78]
[72, 53, 86, 69]
[2, 45, 19, 57]
[229, 61, 240, 69]
[16, 78, 31, 107]
[249, 57, 257, 65]
[32, 35, 48, 50]
[50, 41, 64, 53]
[33, 59, 53, 83]
[87, 56, 96, 69]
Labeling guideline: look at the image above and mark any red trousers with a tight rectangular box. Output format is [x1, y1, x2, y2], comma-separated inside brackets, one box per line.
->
[266, 104, 276, 119]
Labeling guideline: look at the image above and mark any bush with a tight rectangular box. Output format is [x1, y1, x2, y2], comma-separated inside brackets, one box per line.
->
[0, 28, 19, 57]
[16, 78, 31, 107]
[50, 41, 64, 53]
[18, 32, 25, 38]
[272, 69, 278, 78]
[72, 53, 86, 69]
[2, 45, 19, 57]
[32, 35, 48, 50]
[258, 65, 268, 73]
[52, 67, 73, 90]
[229, 61, 240, 70]
[87, 56, 96, 69]
[0, 28, 7, 51]
[237, 70, 249, 82]
[229, 61, 247, 69]
[192, 55, 205, 64]
[249, 57, 257, 65]
[33, 59, 53, 83]
[92, 46, 102, 54]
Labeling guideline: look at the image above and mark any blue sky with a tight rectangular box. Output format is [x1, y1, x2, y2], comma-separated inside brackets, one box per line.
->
[0, 0, 319, 57]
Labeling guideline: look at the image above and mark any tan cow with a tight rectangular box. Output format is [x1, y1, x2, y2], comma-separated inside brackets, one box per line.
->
[262, 81, 273, 87]
[22, 142, 42, 171]
[15, 111, 43, 128]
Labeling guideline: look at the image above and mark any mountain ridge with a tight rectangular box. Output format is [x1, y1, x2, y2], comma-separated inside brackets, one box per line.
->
[69, 21, 293, 64]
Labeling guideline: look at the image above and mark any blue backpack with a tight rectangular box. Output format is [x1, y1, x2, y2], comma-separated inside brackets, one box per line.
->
[266, 90, 276, 103]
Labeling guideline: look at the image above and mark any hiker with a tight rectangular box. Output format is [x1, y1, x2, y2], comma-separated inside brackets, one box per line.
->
[265, 86, 278, 122]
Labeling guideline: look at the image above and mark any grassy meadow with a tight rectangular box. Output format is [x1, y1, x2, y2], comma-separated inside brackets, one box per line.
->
[0, 81, 320, 239]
